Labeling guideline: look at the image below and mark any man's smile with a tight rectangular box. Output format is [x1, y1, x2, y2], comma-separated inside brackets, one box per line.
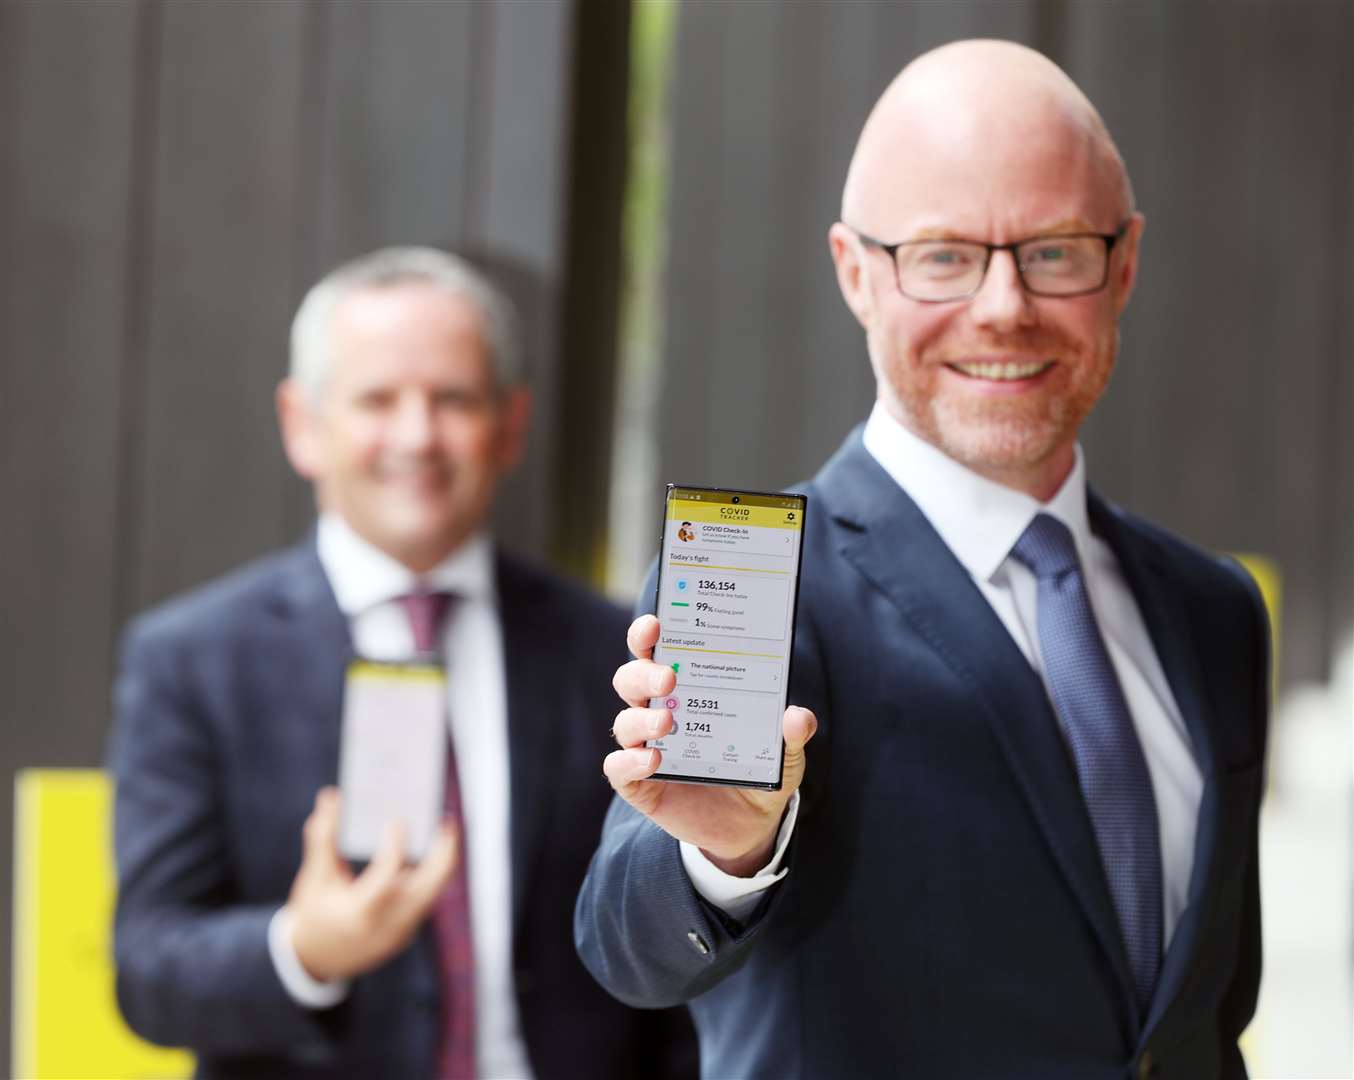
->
[944, 359, 1055, 382]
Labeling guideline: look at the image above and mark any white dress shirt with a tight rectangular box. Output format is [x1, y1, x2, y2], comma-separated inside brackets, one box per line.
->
[268, 513, 533, 1080]
[687, 403, 1203, 949]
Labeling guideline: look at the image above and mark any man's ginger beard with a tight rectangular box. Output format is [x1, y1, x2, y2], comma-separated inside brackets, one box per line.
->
[872, 324, 1120, 477]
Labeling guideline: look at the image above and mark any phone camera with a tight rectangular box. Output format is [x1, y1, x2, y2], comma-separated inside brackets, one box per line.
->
[731, 496, 741, 504]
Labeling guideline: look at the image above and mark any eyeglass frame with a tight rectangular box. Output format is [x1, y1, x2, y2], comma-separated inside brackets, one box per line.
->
[852, 224, 1131, 302]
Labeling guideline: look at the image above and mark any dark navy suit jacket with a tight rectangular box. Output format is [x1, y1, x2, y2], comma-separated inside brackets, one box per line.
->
[110, 539, 696, 1080]
[575, 431, 1268, 1080]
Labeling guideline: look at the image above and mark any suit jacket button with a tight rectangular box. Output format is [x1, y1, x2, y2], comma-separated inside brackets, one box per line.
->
[1136, 1050, 1156, 1080]
[686, 930, 710, 956]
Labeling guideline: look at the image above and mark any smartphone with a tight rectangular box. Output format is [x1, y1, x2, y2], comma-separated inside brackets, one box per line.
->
[647, 485, 807, 790]
[337, 660, 447, 861]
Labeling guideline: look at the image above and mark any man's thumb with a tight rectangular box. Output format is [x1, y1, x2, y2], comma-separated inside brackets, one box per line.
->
[783, 706, 817, 753]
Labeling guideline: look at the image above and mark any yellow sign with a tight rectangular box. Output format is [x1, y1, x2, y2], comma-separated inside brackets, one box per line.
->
[668, 498, 802, 530]
[12, 769, 193, 1079]
[1232, 553, 1282, 689]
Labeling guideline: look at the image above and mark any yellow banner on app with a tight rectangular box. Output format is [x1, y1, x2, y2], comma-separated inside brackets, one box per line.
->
[669, 499, 803, 530]
[347, 660, 445, 683]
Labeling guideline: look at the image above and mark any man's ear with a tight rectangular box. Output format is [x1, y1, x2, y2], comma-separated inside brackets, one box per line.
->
[1111, 211, 1146, 317]
[495, 385, 532, 471]
[276, 378, 324, 481]
[828, 222, 874, 329]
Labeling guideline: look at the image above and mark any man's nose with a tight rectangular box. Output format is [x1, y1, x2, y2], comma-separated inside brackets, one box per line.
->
[967, 249, 1036, 330]
[390, 395, 437, 449]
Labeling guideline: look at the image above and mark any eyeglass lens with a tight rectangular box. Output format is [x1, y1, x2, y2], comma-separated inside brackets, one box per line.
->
[894, 236, 1110, 300]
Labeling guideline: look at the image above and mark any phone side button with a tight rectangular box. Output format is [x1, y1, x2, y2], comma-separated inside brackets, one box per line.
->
[686, 930, 710, 956]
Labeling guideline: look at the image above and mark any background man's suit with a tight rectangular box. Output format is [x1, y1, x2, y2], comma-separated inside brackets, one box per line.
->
[576, 431, 1267, 1080]
[112, 538, 696, 1080]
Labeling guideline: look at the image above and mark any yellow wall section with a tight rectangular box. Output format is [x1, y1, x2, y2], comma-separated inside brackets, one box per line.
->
[13, 769, 193, 1079]
[1232, 553, 1282, 688]
[1224, 553, 1280, 1074]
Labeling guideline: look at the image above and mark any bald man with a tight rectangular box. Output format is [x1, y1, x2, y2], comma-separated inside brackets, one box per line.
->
[576, 40, 1267, 1080]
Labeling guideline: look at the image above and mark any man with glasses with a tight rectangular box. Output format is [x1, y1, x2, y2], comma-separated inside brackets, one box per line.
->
[578, 39, 1267, 1079]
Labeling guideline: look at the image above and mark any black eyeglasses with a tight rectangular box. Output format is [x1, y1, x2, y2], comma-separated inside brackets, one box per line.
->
[854, 225, 1128, 302]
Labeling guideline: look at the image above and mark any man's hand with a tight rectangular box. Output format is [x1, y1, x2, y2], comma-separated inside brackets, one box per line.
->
[286, 787, 457, 983]
[606, 614, 817, 877]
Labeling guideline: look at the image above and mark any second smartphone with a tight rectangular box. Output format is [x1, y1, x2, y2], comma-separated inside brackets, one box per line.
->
[647, 485, 807, 790]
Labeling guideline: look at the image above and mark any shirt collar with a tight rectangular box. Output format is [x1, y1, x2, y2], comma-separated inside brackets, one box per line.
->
[316, 512, 496, 618]
[860, 400, 1092, 582]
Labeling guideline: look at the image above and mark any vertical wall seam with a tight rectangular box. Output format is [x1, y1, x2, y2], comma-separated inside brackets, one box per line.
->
[0, 7, 25, 1068]
[1319, 5, 1354, 673]
[0, 3, 20, 509]
[281, 0, 331, 541]
[461, 0, 495, 247]
[291, 0, 329, 305]
[109, 0, 163, 649]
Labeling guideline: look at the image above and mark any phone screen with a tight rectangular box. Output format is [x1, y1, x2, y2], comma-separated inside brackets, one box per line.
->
[648, 485, 806, 790]
[337, 660, 446, 861]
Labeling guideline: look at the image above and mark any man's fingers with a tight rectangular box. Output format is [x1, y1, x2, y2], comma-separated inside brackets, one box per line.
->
[355, 819, 407, 905]
[602, 746, 663, 791]
[783, 706, 818, 750]
[612, 706, 672, 748]
[301, 786, 346, 878]
[402, 823, 458, 913]
[626, 614, 661, 660]
[613, 657, 676, 709]
[781, 706, 817, 789]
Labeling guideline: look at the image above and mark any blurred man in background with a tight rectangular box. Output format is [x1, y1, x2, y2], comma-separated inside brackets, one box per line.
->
[577, 41, 1267, 1079]
[110, 247, 695, 1079]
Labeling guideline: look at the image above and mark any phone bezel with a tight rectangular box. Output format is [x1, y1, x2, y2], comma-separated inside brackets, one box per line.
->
[649, 483, 808, 791]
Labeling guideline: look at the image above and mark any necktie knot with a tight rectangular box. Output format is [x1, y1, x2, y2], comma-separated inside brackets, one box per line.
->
[1011, 513, 1081, 581]
[397, 590, 454, 656]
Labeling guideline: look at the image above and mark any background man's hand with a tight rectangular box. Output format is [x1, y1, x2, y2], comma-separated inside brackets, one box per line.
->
[286, 787, 457, 982]
[606, 614, 817, 877]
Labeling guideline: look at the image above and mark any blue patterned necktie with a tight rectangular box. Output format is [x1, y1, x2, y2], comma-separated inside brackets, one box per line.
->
[1011, 513, 1163, 1013]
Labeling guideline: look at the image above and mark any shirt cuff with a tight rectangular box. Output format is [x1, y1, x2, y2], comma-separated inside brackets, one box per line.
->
[680, 790, 800, 923]
[267, 906, 351, 1009]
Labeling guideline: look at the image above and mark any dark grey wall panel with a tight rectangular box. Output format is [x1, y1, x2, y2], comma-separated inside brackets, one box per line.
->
[791, 3, 887, 460]
[474, 0, 576, 557]
[309, 1, 476, 264]
[0, 0, 144, 1066]
[0, 0, 139, 741]
[1251, 2, 1354, 684]
[1070, 0, 1354, 683]
[132, 1, 310, 608]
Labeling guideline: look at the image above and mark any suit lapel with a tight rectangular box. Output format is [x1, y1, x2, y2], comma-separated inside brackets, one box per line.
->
[1088, 496, 1225, 1037]
[270, 537, 354, 784]
[816, 434, 1137, 1014]
[496, 553, 567, 935]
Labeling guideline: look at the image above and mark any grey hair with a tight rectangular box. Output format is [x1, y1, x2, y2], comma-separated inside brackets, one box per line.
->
[289, 246, 522, 397]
